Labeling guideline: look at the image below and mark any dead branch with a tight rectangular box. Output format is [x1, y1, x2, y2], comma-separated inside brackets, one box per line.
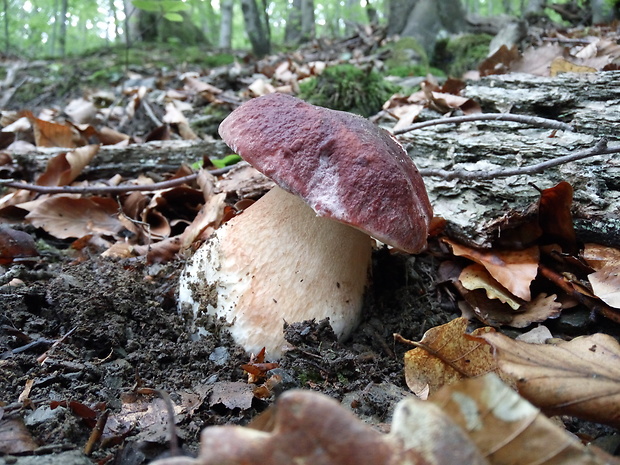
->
[0, 166, 232, 195]
[393, 113, 575, 135]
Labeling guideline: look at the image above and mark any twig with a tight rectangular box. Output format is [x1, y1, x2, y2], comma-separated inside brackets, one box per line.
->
[419, 139, 619, 180]
[0, 166, 234, 195]
[393, 113, 575, 135]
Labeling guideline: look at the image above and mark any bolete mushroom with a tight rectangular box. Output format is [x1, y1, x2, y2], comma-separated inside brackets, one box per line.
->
[178, 93, 432, 358]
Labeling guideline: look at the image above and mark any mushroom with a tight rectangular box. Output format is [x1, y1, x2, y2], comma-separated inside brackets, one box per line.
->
[178, 93, 432, 358]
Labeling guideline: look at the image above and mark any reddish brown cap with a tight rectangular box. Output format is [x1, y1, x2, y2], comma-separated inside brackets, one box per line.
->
[219, 93, 432, 253]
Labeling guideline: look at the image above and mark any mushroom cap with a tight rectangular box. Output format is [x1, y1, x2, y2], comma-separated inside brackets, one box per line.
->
[219, 93, 432, 253]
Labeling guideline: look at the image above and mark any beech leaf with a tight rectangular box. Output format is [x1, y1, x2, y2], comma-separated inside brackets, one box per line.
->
[444, 238, 539, 301]
[403, 317, 498, 398]
[430, 373, 614, 465]
[25, 196, 124, 239]
[583, 243, 620, 309]
[477, 331, 620, 428]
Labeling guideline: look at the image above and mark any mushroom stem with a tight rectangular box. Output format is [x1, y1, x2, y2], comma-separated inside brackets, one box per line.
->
[178, 186, 373, 358]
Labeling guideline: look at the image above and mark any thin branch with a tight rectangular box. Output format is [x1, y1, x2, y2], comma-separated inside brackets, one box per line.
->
[419, 139, 619, 180]
[0, 166, 234, 195]
[393, 113, 575, 135]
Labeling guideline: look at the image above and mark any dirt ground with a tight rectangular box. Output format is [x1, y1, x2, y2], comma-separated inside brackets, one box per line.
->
[1, 239, 463, 464]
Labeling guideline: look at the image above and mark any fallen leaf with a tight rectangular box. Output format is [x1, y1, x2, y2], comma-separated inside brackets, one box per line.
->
[36, 144, 100, 186]
[0, 417, 38, 454]
[550, 57, 597, 76]
[209, 382, 255, 410]
[583, 243, 620, 309]
[538, 181, 577, 254]
[24, 110, 81, 148]
[402, 317, 498, 398]
[430, 373, 614, 465]
[459, 263, 522, 310]
[25, 196, 124, 239]
[477, 331, 620, 428]
[444, 238, 539, 301]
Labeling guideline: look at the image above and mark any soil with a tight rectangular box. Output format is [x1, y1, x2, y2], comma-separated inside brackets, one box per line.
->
[1, 239, 459, 464]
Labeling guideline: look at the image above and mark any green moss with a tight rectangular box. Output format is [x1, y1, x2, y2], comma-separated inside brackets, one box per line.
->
[433, 34, 493, 77]
[298, 64, 399, 117]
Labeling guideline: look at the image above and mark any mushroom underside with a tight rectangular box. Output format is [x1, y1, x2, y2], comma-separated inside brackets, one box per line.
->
[178, 186, 373, 358]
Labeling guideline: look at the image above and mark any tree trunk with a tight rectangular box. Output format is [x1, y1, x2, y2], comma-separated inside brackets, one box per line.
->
[300, 0, 315, 42]
[389, 0, 465, 59]
[591, 0, 616, 23]
[58, 0, 68, 57]
[285, 0, 302, 44]
[240, 0, 271, 56]
[219, 0, 234, 48]
[123, 0, 139, 45]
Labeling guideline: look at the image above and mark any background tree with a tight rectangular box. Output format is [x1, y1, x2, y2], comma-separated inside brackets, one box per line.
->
[240, 0, 270, 56]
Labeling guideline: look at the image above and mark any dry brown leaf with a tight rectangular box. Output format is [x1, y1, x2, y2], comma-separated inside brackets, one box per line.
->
[25, 196, 124, 239]
[0, 417, 38, 454]
[181, 171, 226, 249]
[477, 331, 620, 428]
[36, 144, 100, 187]
[0, 227, 38, 264]
[24, 110, 80, 148]
[550, 57, 598, 76]
[444, 239, 539, 301]
[538, 181, 577, 254]
[459, 263, 522, 310]
[152, 389, 431, 465]
[403, 317, 498, 398]
[430, 373, 614, 465]
[444, 238, 539, 301]
[583, 243, 620, 309]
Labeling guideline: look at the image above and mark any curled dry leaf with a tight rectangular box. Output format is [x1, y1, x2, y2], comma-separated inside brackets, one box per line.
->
[402, 317, 498, 398]
[444, 238, 539, 301]
[151, 389, 481, 465]
[24, 110, 81, 148]
[36, 144, 100, 187]
[25, 196, 124, 239]
[430, 373, 615, 465]
[583, 243, 620, 309]
[477, 331, 620, 428]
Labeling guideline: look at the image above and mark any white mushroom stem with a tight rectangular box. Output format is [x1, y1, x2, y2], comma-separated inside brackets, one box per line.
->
[178, 186, 373, 359]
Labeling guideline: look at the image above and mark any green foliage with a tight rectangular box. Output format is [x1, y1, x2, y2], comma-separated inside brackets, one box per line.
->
[433, 34, 493, 77]
[384, 37, 429, 70]
[132, 0, 190, 21]
[211, 154, 242, 168]
[298, 64, 399, 117]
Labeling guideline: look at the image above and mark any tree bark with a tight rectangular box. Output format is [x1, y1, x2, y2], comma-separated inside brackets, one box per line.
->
[300, 0, 315, 42]
[284, 0, 302, 44]
[219, 0, 234, 48]
[240, 0, 271, 56]
[58, 0, 68, 57]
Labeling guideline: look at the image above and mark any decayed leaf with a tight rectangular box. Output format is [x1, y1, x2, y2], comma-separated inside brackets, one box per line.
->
[444, 238, 539, 301]
[430, 373, 614, 465]
[538, 181, 577, 254]
[459, 263, 522, 310]
[583, 243, 620, 309]
[36, 144, 100, 186]
[403, 317, 497, 398]
[0, 417, 38, 454]
[477, 331, 620, 428]
[24, 111, 80, 148]
[550, 57, 598, 77]
[25, 196, 124, 239]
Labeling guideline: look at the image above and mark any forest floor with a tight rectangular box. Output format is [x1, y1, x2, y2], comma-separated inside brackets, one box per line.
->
[1, 26, 620, 465]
